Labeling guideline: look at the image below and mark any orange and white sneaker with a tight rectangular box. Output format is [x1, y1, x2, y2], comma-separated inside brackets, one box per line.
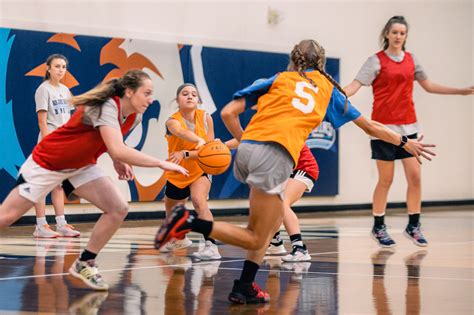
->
[33, 224, 61, 238]
[56, 224, 81, 237]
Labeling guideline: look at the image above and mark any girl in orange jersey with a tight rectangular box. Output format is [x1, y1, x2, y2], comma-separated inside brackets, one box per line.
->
[0, 70, 188, 291]
[158, 83, 221, 260]
[344, 16, 474, 248]
[155, 40, 435, 304]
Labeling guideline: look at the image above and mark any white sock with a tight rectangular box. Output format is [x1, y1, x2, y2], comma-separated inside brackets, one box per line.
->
[292, 240, 304, 248]
[55, 215, 67, 226]
[36, 217, 47, 227]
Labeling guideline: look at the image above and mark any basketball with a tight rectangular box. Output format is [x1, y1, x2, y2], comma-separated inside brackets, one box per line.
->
[197, 140, 232, 175]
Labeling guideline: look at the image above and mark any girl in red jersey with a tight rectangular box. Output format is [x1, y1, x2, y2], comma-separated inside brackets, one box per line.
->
[344, 16, 474, 248]
[0, 70, 188, 290]
[155, 39, 435, 304]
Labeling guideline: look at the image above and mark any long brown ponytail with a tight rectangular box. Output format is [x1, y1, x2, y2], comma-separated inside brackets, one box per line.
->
[70, 69, 151, 108]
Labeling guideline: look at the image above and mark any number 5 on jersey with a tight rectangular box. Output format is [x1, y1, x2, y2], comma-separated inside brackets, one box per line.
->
[292, 81, 319, 114]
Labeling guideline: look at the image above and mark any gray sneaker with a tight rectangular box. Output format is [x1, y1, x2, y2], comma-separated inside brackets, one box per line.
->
[69, 259, 109, 290]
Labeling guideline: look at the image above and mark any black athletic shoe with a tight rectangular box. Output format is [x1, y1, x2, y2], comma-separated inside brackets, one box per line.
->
[404, 223, 428, 247]
[154, 204, 192, 250]
[371, 224, 396, 248]
[228, 280, 270, 304]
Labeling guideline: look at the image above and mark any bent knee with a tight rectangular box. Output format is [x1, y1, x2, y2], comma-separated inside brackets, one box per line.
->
[109, 203, 129, 220]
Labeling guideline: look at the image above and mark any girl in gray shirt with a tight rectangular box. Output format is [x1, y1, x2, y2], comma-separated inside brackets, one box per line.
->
[33, 54, 80, 238]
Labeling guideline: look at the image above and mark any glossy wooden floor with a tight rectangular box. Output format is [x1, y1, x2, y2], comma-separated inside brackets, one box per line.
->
[0, 206, 472, 314]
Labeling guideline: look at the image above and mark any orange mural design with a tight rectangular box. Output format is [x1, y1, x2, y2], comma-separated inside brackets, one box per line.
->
[134, 173, 168, 202]
[100, 38, 163, 82]
[25, 64, 79, 89]
[47, 33, 81, 51]
[100, 38, 166, 201]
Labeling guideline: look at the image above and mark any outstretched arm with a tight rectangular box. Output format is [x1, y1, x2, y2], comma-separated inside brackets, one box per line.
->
[221, 98, 246, 141]
[100, 125, 188, 175]
[418, 79, 474, 95]
[352, 115, 436, 164]
[343, 80, 363, 97]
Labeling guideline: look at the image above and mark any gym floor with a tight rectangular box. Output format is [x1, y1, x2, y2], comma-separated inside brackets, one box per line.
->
[0, 206, 472, 314]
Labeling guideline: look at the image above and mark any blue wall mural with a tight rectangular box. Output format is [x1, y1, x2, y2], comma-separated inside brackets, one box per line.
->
[0, 27, 340, 203]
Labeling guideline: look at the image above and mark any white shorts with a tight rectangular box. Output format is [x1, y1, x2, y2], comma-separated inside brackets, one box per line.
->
[290, 170, 315, 193]
[17, 155, 106, 203]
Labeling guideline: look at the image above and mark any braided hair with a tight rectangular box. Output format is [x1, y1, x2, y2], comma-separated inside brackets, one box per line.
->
[288, 39, 348, 112]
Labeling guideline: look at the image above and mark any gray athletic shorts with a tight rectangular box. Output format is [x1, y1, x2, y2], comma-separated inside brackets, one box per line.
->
[233, 142, 293, 197]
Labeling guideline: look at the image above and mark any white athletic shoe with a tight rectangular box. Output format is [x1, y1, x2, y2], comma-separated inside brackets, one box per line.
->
[33, 224, 61, 238]
[265, 243, 287, 255]
[281, 245, 311, 262]
[159, 237, 193, 253]
[192, 241, 222, 260]
[56, 224, 81, 237]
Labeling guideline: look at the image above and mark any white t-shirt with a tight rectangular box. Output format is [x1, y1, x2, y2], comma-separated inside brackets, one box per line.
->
[35, 81, 73, 131]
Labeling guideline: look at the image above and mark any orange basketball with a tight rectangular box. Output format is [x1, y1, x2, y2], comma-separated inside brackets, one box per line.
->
[197, 140, 232, 175]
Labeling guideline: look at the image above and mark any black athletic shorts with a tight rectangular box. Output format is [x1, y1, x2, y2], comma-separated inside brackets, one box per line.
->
[164, 173, 211, 200]
[371, 133, 418, 161]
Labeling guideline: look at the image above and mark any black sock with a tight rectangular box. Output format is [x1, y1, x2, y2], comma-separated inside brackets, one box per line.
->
[79, 249, 97, 262]
[408, 213, 420, 226]
[239, 260, 259, 284]
[289, 233, 302, 243]
[190, 216, 213, 239]
[289, 233, 303, 248]
[204, 236, 216, 244]
[373, 215, 385, 229]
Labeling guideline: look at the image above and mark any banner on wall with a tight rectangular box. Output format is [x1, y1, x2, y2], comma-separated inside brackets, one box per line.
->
[0, 27, 340, 203]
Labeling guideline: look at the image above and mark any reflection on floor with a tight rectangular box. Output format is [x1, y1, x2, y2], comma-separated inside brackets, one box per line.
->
[0, 206, 472, 314]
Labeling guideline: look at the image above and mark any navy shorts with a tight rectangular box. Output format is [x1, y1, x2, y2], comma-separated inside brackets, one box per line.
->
[371, 133, 418, 161]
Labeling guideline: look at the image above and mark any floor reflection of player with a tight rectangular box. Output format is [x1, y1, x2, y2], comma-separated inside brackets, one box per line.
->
[371, 249, 394, 314]
[371, 249, 427, 315]
[190, 261, 221, 315]
[404, 250, 427, 315]
[20, 239, 108, 314]
[22, 239, 70, 313]
[263, 258, 309, 315]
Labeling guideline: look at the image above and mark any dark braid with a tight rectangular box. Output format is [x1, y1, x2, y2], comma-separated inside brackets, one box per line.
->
[319, 70, 349, 114]
[290, 45, 319, 90]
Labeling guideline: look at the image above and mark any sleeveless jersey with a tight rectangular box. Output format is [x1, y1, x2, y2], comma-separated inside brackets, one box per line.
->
[234, 70, 361, 165]
[165, 109, 208, 188]
[32, 96, 137, 170]
[372, 51, 417, 124]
